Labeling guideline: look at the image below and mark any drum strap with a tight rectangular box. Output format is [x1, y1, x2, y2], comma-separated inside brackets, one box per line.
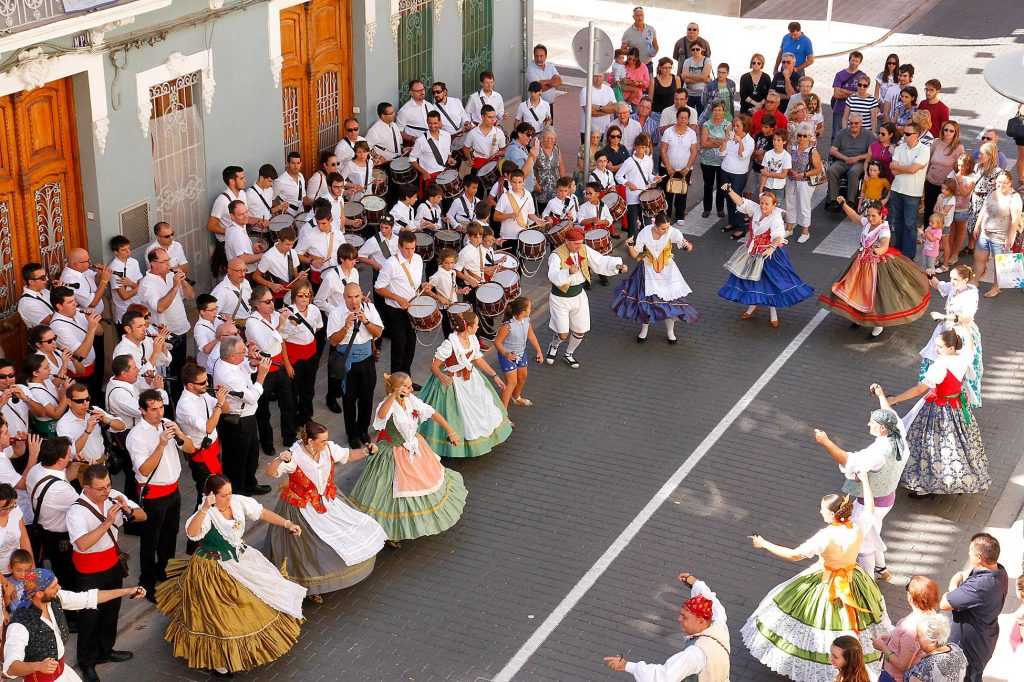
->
[375, 234, 392, 260]
[459, 196, 469, 218]
[528, 106, 540, 123]
[399, 260, 417, 290]
[632, 157, 650, 186]
[251, 187, 272, 214]
[506, 192, 528, 227]
[435, 102, 458, 130]
[286, 249, 296, 282]
[364, 164, 370, 190]
[390, 126, 400, 154]
[426, 136, 445, 166]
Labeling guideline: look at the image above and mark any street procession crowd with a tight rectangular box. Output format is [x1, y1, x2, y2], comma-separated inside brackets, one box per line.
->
[0, 4, 1020, 681]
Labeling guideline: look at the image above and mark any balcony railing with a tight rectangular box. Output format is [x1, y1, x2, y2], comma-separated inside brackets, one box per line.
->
[0, 0, 65, 34]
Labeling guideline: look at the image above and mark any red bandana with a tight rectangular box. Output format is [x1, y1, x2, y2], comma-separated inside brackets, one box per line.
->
[684, 595, 713, 622]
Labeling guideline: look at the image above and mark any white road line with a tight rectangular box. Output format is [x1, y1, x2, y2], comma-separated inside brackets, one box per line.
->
[492, 308, 830, 682]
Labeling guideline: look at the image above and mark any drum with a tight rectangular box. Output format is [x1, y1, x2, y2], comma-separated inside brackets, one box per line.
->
[584, 228, 613, 255]
[546, 220, 574, 248]
[389, 157, 417, 186]
[415, 232, 435, 262]
[492, 269, 521, 301]
[475, 282, 507, 317]
[268, 214, 293, 233]
[363, 196, 387, 225]
[601, 192, 627, 222]
[436, 169, 463, 198]
[343, 201, 365, 233]
[344, 233, 365, 250]
[451, 130, 467, 152]
[477, 161, 500, 189]
[639, 188, 668, 216]
[517, 229, 547, 261]
[493, 252, 519, 272]
[447, 301, 472, 322]
[370, 168, 389, 197]
[408, 296, 441, 332]
[435, 229, 462, 252]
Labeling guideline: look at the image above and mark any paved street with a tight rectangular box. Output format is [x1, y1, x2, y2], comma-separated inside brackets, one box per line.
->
[89, 1, 1024, 680]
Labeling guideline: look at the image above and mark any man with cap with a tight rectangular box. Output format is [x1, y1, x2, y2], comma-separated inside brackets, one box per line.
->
[812, 382, 909, 582]
[545, 227, 626, 369]
[2, 567, 146, 682]
[604, 571, 730, 681]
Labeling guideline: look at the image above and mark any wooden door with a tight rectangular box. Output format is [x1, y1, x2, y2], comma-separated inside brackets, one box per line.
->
[280, 0, 354, 177]
[0, 78, 86, 359]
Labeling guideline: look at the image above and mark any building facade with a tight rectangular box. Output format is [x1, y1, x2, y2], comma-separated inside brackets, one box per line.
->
[0, 0, 527, 356]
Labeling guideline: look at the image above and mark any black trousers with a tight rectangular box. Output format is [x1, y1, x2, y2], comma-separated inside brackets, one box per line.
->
[166, 333, 188, 404]
[342, 356, 376, 445]
[75, 563, 123, 666]
[86, 334, 106, 408]
[701, 163, 726, 213]
[139, 489, 180, 591]
[40, 529, 75, 586]
[219, 415, 259, 492]
[293, 355, 318, 422]
[256, 369, 296, 450]
[380, 304, 416, 374]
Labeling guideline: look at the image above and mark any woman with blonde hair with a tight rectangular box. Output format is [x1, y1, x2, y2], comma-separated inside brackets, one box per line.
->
[965, 141, 1002, 254]
[925, 120, 963, 218]
[872, 576, 941, 681]
[348, 372, 467, 543]
[786, 121, 823, 243]
[972, 170, 1022, 298]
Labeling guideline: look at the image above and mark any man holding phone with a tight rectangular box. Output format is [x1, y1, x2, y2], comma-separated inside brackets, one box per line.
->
[213, 336, 273, 496]
[55, 383, 126, 481]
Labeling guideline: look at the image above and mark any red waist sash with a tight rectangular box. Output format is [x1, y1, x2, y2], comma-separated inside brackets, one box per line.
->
[927, 391, 963, 407]
[138, 480, 179, 500]
[72, 546, 118, 574]
[24, 656, 65, 682]
[71, 363, 95, 379]
[191, 439, 222, 476]
[285, 340, 317, 362]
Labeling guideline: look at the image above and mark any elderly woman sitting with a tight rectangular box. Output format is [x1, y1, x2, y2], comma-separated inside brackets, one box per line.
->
[904, 612, 968, 682]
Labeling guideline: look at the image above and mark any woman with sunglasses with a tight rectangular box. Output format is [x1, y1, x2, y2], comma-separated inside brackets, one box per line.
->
[681, 44, 711, 115]
[924, 121, 964, 223]
[27, 324, 81, 379]
[307, 150, 338, 202]
[18, 354, 68, 438]
[866, 122, 900, 182]
[874, 54, 900, 104]
[786, 122, 823, 243]
[739, 53, 771, 115]
[842, 78, 880, 133]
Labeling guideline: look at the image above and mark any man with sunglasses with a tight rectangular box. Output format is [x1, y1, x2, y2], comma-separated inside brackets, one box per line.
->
[18, 262, 55, 329]
[139, 247, 193, 402]
[971, 129, 1010, 170]
[672, 22, 711, 71]
[770, 52, 800, 113]
[889, 123, 931, 259]
[245, 285, 297, 457]
[0, 360, 30, 441]
[56, 383, 125, 478]
[334, 118, 367, 165]
[828, 51, 866, 139]
[430, 82, 471, 144]
[144, 221, 190, 278]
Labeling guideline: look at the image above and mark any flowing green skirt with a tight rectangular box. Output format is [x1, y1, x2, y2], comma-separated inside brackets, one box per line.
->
[417, 371, 513, 458]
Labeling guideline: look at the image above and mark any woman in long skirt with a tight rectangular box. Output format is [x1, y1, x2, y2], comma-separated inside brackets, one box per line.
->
[819, 198, 930, 338]
[265, 420, 387, 603]
[718, 184, 814, 328]
[156, 475, 307, 678]
[611, 211, 699, 343]
[883, 329, 990, 498]
[743, 474, 890, 682]
[919, 264, 983, 407]
[348, 372, 467, 543]
[417, 310, 512, 457]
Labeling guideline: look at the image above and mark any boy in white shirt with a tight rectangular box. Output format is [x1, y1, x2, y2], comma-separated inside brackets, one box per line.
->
[493, 170, 541, 247]
[578, 182, 614, 230]
[758, 131, 792, 204]
[390, 186, 419, 231]
[515, 82, 552, 134]
[415, 185, 445, 232]
[108, 235, 141, 326]
[455, 223, 488, 288]
[542, 177, 579, 224]
[614, 134, 659, 237]
[428, 249, 469, 336]
[446, 177, 482, 226]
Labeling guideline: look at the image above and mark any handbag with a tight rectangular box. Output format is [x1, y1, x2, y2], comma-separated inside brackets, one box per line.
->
[73, 500, 131, 578]
[1007, 115, 1024, 141]
[666, 176, 688, 195]
[805, 149, 825, 186]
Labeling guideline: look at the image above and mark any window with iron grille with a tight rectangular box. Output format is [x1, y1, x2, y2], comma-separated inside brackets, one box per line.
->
[461, 0, 492, 98]
[397, 0, 433, 104]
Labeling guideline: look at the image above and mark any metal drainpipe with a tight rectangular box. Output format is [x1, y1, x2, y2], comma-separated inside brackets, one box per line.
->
[522, 0, 531, 98]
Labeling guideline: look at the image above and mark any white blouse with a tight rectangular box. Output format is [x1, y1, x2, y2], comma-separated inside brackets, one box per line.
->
[372, 395, 434, 457]
[276, 441, 350, 495]
[185, 495, 263, 545]
[737, 200, 786, 239]
[435, 334, 482, 373]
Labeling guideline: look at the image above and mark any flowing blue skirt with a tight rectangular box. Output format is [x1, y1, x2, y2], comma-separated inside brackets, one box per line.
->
[717, 247, 814, 308]
[611, 266, 700, 324]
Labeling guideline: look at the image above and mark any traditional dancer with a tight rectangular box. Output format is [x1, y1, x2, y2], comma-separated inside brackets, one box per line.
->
[743, 474, 890, 682]
[919, 265, 982, 407]
[883, 329, 990, 498]
[347, 372, 467, 543]
[156, 475, 307, 678]
[718, 184, 814, 328]
[819, 197, 930, 338]
[812, 383, 909, 582]
[545, 227, 627, 369]
[264, 421, 386, 603]
[417, 311, 512, 458]
[611, 212, 698, 344]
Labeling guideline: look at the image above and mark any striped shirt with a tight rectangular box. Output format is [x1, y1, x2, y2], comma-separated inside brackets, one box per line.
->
[845, 95, 880, 127]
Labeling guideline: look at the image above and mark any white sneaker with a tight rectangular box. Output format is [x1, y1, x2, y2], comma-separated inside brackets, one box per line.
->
[871, 326, 884, 337]
[796, 233, 810, 244]
[674, 219, 685, 227]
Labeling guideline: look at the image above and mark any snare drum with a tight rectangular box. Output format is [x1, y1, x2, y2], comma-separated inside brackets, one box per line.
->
[414, 232, 435, 262]
[389, 157, 417, 186]
[370, 168, 389, 197]
[436, 170, 463, 198]
[546, 220, 574, 248]
[584, 228, 613, 255]
[343, 201, 365, 233]
[517, 229, 547, 261]
[344, 233, 365, 250]
[639, 189, 668, 216]
[269, 214, 293, 233]
[362, 196, 387, 225]
[601, 192, 627, 222]
[492, 269, 521, 301]
[475, 282, 507, 317]
[493, 252, 519, 272]
[448, 302, 472, 317]
[408, 296, 441, 332]
[435, 229, 462, 252]
[477, 161, 500, 189]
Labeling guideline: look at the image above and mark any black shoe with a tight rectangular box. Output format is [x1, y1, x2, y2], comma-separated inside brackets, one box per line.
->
[98, 650, 133, 663]
[848, 321, 860, 329]
[701, 210, 710, 218]
[412, 383, 423, 391]
[636, 334, 647, 343]
[248, 484, 272, 495]
[260, 443, 274, 457]
[80, 665, 101, 682]
[326, 399, 342, 414]
[716, 209, 725, 218]
[361, 432, 371, 444]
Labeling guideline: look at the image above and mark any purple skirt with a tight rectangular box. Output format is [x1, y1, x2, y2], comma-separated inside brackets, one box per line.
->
[718, 247, 814, 308]
[611, 266, 700, 324]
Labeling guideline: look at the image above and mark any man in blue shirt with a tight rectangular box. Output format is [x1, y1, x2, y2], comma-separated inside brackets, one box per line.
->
[774, 21, 814, 75]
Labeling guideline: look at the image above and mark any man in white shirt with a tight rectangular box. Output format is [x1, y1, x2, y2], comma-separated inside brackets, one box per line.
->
[494, 170, 540, 244]
[213, 337, 272, 496]
[107, 236, 141, 325]
[126, 389, 193, 597]
[143, 221, 190, 276]
[579, 72, 618, 141]
[49, 287, 103, 406]
[527, 44, 563, 107]
[246, 285, 297, 455]
[273, 152, 309, 220]
[612, 103, 643, 152]
[17, 262, 55, 329]
[296, 207, 343, 285]
[246, 164, 287, 228]
[223, 200, 260, 271]
[27, 437, 82, 610]
[66, 463, 147, 678]
[112, 310, 171, 393]
[374, 231, 433, 383]
[211, 259, 254, 325]
[176, 363, 228, 497]
[397, 79, 431, 144]
[56, 383, 125, 470]
[326, 283, 384, 445]
[0, 360, 30, 441]
[139, 247, 193, 399]
[889, 122, 931, 260]
[410, 111, 454, 191]
[192, 294, 233, 371]
[515, 82, 552, 135]
[465, 105, 507, 172]
[207, 165, 251, 276]
[60, 249, 109, 318]
[365, 102, 404, 164]
[658, 89, 700, 137]
[465, 70, 505, 124]
[430, 82, 471, 154]
[334, 118, 367, 164]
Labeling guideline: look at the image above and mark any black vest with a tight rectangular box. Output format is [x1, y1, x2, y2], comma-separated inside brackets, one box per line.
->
[10, 601, 70, 662]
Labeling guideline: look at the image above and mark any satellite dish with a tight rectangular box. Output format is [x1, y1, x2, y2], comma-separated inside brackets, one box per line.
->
[572, 26, 615, 75]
